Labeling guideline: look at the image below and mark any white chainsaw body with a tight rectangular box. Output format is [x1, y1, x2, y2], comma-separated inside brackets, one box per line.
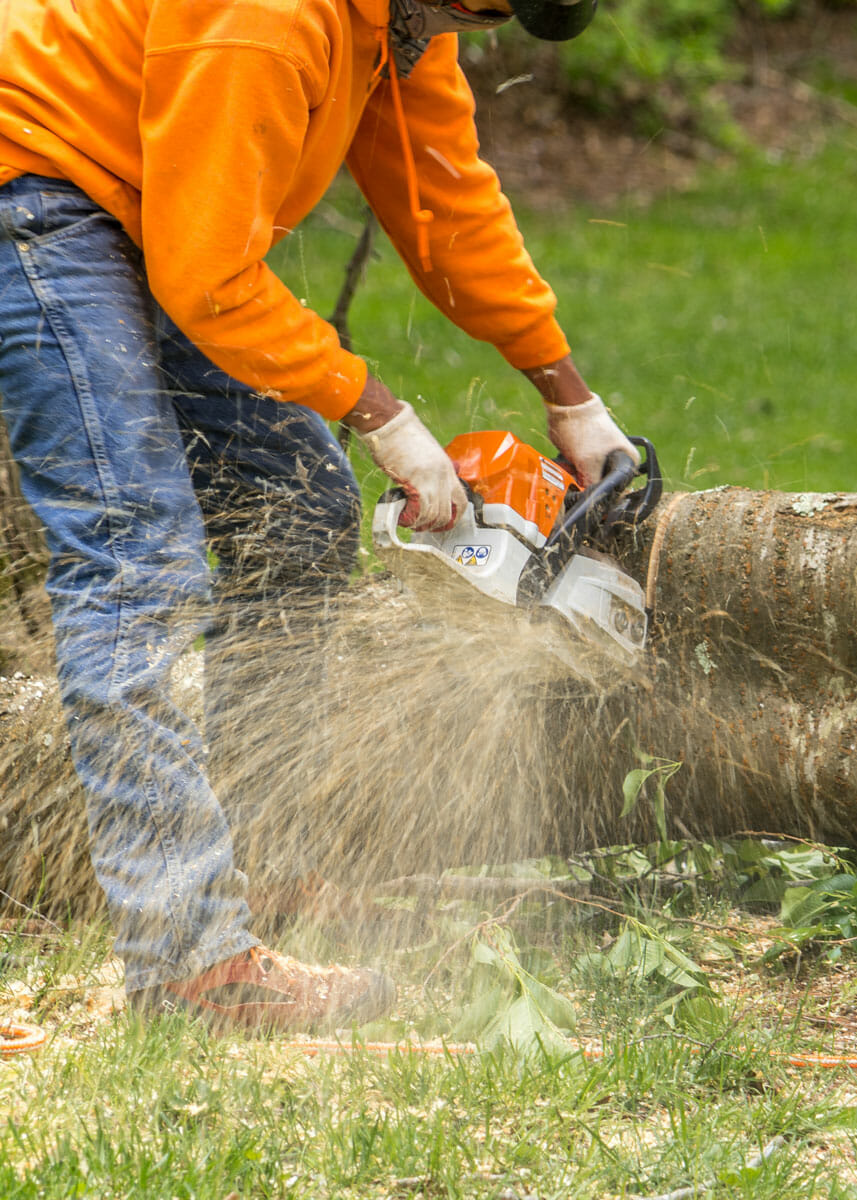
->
[372, 495, 648, 666]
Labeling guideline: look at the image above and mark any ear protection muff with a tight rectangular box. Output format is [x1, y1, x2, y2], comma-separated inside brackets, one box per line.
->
[509, 0, 596, 41]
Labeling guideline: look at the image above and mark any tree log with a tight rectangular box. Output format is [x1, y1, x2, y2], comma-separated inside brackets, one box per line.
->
[609, 486, 857, 847]
[1, 485, 855, 918]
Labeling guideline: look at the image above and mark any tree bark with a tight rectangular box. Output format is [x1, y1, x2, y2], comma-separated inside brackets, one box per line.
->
[1, 485, 856, 918]
[0, 418, 50, 670]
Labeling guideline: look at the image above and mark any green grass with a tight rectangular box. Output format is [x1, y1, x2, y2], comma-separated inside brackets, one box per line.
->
[3, 894, 857, 1199]
[6, 841, 857, 1196]
[268, 123, 857, 506]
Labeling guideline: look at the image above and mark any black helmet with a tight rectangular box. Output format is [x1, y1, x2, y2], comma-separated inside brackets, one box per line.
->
[509, 0, 596, 41]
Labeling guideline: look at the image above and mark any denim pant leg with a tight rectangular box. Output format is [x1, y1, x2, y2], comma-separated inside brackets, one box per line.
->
[0, 177, 255, 990]
[156, 316, 362, 882]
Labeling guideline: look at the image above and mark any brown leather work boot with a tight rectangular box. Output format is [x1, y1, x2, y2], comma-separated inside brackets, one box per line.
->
[129, 945, 396, 1034]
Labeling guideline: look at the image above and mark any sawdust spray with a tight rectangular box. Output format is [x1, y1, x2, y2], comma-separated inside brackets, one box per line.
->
[0, 525, 637, 947]
[8, 478, 853, 956]
[197, 574, 622, 920]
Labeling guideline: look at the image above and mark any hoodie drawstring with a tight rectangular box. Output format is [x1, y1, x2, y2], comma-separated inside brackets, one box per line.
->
[374, 28, 434, 273]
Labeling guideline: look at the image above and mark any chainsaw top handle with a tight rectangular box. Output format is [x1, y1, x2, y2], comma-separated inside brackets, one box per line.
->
[546, 436, 662, 549]
[611, 437, 662, 527]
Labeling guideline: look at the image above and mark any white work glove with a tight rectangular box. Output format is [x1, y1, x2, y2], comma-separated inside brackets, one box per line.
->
[360, 401, 467, 531]
[545, 394, 641, 488]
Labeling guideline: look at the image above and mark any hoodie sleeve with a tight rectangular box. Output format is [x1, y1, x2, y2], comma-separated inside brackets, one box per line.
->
[346, 34, 570, 370]
[139, 1, 367, 419]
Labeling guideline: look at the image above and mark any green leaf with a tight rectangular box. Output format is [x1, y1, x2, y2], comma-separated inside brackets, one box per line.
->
[742, 876, 789, 904]
[606, 927, 639, 971]
[621, 768, 653, 818]
[676, 993, 727, 1037]
[471, 938, 506, 971]
[458, 931, 579, 1055]
[638, 937, 666, 979]
[453, 981, 512, 1043]
[521, 972, 579, 1033]
[737, 838, 768, 864]
[780, 884, 827, 927]
[480, 993, 573, 1057]
[620, 757, 682, 840]
[572, 950, 611, 978]
[601, 923, 708, 993]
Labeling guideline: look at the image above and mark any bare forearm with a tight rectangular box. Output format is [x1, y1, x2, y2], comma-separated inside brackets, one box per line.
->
[525, 353, 640, 486]
[339, 375, 404, 434]
[522, 355, 592, 407]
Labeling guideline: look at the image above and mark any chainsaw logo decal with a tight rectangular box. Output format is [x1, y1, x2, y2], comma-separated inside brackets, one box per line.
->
[454, 544, 491, 567]
[540, 459, 567, 490]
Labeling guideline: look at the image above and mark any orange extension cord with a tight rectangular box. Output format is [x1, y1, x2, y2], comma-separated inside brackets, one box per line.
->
[3, 1025, 857, 1069]
[0, 1021, 46, 1056]
[288, 1039, 857, 1070]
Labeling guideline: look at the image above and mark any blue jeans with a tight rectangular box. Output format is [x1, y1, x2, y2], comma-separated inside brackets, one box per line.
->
[0, 176, 361, 990]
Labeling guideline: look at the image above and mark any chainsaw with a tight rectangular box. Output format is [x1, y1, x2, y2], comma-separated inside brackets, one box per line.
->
[372, 429, 662, 673]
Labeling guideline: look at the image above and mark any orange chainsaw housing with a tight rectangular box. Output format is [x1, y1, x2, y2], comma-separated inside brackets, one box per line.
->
[445, 430, 581, 543]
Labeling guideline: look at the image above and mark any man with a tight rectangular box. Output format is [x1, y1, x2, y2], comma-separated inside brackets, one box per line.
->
[0, 0, 638, 1032]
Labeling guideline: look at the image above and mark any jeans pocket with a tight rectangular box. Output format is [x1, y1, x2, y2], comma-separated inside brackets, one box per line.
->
[3, 182, 111, 244]
[38, 186, 114, 245]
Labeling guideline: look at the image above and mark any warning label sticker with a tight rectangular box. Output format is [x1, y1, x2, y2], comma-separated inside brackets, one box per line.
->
[454, 545, 491, 567]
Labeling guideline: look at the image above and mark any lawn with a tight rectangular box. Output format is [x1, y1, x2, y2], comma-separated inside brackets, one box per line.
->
[3, 119, 857, 1200]
[4, 849, 857, 1198]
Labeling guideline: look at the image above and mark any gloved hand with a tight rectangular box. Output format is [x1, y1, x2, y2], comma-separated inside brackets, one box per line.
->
[359, 401, 467, 531]
[545, 394, 641, 487]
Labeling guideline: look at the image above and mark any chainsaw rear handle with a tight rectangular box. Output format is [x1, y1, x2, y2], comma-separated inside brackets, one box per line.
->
[547, 436, 662, 549]
[374, 482, 479, 538]
[372, 489, 410, 547]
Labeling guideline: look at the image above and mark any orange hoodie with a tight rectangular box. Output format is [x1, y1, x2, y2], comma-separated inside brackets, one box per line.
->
[0, 0, 570, 419]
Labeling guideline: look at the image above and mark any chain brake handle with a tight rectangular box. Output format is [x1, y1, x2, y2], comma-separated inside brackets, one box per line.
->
[547, 436, 662, 549]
